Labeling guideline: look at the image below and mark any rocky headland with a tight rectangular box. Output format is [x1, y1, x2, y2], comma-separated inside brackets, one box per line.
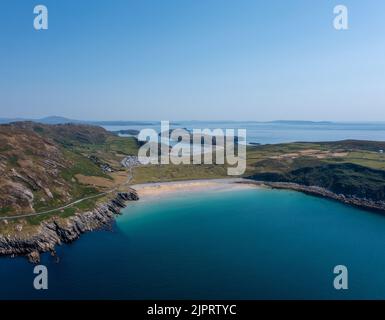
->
[0, 191, 139, 263]
[243, 180, 385, 214]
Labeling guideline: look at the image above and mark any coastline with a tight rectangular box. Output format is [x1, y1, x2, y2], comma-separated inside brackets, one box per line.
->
[131, 178, 257, 201]
[1, 177, 385, 263]
[0, 179, 254, 263]
[243, 180, 385, 214]
[133, 178, 385, 214]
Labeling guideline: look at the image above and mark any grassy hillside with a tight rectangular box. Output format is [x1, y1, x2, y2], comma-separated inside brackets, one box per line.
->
[245, 141, 385, 201]
[0, 122, 140, 219]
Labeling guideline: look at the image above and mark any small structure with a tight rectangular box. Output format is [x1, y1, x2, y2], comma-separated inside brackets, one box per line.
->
[379, 149, 384, 154]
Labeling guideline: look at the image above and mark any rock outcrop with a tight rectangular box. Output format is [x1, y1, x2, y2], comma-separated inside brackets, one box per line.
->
[0, 191, 139, 263]
[246, 180, 385, 213]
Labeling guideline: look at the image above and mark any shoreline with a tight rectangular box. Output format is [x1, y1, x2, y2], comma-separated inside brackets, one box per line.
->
[131, 178, 257, 201]
[2, 177, 385, 263]
[133, 178, 385, 214]
[243, 180, 385, 214]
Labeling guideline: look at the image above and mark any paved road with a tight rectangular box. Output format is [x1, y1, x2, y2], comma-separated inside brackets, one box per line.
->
[0, 166, 134, 221]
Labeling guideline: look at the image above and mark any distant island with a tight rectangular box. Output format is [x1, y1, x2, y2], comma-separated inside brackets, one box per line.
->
[267, 120, 333, 125]
[1, 121, 385, 262]
[0, 116, 158, 126]
[0, 116, 335, 126]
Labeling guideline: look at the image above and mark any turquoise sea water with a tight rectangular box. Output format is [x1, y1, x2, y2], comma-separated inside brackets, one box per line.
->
[1, 188, 385, 299]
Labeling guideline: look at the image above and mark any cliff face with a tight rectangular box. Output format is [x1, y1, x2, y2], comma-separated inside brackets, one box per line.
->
[0, 191, 139, 263]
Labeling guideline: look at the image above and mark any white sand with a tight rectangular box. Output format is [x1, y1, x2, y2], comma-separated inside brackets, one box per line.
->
[131, 178, 257, 201]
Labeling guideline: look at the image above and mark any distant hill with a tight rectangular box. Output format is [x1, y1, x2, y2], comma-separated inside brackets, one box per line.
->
[0, 116, 156, 127]
[38, 116, 83, 124]
[268, 120, 333, 125]
[0, 116, 80, 125]
[0, 118, 25, 124]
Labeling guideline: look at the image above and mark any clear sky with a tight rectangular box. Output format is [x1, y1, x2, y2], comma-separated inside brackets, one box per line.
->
[1, 0, 384, 121]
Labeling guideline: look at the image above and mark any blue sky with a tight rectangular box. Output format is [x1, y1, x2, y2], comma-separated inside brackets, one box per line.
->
[0, 0, 384, 121]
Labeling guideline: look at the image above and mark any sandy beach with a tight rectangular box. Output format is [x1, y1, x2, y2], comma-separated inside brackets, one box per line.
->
[131, 178, 257, 201]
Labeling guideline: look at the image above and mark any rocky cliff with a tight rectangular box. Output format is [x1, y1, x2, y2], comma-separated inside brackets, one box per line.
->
[245, 181, 385, 214]
[0, 191, 139, 263]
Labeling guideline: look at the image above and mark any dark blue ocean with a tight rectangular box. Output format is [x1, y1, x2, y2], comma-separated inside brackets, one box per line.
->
[2, 188, 385, 299]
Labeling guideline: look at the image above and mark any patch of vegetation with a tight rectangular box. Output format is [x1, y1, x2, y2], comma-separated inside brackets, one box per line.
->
[26, 213, 54, 225]
[0, 145, 13, 152]
[33, 126, 45, 134]
[74, 198, 98, 211]
[131, 163, 228, 184]
[0, 206, 12, 216]
[60, 207, 77, 218]
[27, 195, 101, 225]
[61, 149, 109, 179]
[33, 190, 68, 212]
[7, 155, 19, 167]
[106, 136, 139, 155]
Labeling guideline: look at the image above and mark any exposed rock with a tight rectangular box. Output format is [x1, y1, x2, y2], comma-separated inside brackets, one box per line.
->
[121, 155, 141, 168]
[0, 181, 34, 210]
[43, 187, 54, 199]
[28, 251, 40, 264]
[246, 181, 385, 213]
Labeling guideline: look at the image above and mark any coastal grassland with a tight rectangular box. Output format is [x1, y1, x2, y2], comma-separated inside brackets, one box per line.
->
[131, 163, 228, 184]
[339, 150, 385, 170]
[245, 141, 385, 201]
[61, 148, 111, 179]
[244, 141, 385, 175]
